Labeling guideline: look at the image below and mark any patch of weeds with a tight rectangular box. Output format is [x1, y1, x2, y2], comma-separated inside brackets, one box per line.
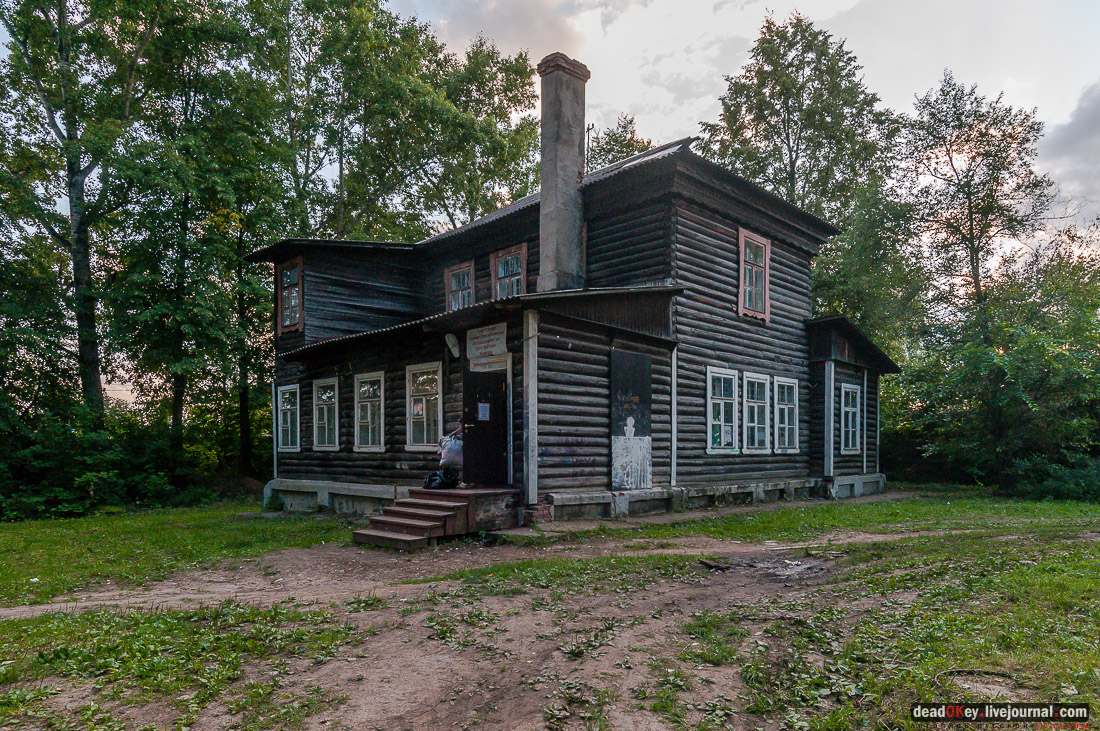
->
[229, 680, 346, 730]
[424, 613, 477, 649]
[343, 594, 388, 612]
[558, 617, 627, 661]
[408, 554, 708, 598]
[0, 600, 359, 729]
[680, 610, 750, 666]
[542, 678, 617, 731]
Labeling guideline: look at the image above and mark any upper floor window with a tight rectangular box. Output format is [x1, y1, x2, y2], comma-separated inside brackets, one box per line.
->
[743, 372, 770, 453]
[491, 245, 526, 299]
[277, 259, 302, 333]
[445, 261, 475, 311]
[841, 384, 861, 454]
[355, 372, 384, 451]
[774, 377, 799, 453]
[706, 366, 738, 453]
[277, 385, 300, 452]
[738, 230, 770, 321]
[313, 377, 338, 450]
[406, 362, 442, 449]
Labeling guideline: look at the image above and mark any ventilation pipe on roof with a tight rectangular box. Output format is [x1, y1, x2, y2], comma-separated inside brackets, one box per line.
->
[536, 52, 590, 292]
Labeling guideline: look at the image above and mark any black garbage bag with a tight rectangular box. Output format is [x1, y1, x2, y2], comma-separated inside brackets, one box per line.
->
[423, 466, 460, 490]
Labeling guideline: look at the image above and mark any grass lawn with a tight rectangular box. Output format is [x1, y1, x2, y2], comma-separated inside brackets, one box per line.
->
[0, 502, 351, 606]
[2, 487, 1100, 728]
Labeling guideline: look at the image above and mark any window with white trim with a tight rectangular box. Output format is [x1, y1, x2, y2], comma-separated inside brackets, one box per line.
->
[774, 377, 798, 453]
[406, 362, 442, 449]
[743, 372, 770, 453]
[491, 245, 526, 299]
[354, 372, 384, 451]
[313, 377, 338, 450]
[445, 261, 474, 311]
[738, 230, 770, 321]
[277, 385, 300, 451]
[706, 366, 739, 452]
[841, 384, 861, 454]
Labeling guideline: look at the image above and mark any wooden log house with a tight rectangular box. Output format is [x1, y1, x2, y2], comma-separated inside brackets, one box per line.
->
[250, 52, 901, 548]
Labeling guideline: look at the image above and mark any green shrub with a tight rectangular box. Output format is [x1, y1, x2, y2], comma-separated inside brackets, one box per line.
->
[1007, 454, 1100, 501]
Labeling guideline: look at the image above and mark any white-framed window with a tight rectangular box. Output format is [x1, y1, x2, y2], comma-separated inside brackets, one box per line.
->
[706, 366, 739, 453]
[841, 384, 861, 454]
[742, 372, 770, 453]
[491, 244, 526, 299]
[312, 377, 338, 450]
[738, 230, 771, 321]
[406, 362, 442, 450]
[277, 384, 300, 452]
[774, 377, 799, 454]
[354, 372, 384, 452]
[445, 261, 474, 311]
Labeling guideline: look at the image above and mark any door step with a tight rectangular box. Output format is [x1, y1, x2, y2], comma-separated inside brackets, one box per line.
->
[352, 529, 429, 551]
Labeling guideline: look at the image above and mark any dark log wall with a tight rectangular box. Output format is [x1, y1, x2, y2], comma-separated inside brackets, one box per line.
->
[831, 362, 879, 477]
[537, 312, 673, 494]
[808, 360, 827, 478]
[423, 217, 539, 317]
[670, 194, 813, 486]
[302, 250, 424, 343]
[274, 312, 527, 487]
[584, 198, 673, 288]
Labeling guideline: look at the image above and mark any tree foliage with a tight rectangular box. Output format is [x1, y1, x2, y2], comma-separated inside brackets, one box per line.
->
[587, 114, 653, 170]
[699, 12, 896, 224]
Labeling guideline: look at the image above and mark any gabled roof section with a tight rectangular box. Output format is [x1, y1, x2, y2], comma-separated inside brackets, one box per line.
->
[806, 315, 902, 374]
[245, 238, 416, 264]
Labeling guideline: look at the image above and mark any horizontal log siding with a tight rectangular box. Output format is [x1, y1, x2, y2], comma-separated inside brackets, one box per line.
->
[274, 313, 527, 487]
[808, 360, 827, 477]
[424, 226, 539, 316]
[536, 313, 673, 493]
[303, 250, 423, 343]
[832, 362, 875, 477]
[585, 199, 672, 288]
[671, 197, 812, 486]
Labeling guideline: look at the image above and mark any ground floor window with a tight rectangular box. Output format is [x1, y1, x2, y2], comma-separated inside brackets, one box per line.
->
[277, 385, 299, 451]
[355, 372, 384, 451]
[406, 362, 442, 449]
[774, 377, 798, 453]
[743, 372, 770, 453]
[841, 384, 861, 453]
[706, 366, 738, 452]
[313, 377, 338, 450]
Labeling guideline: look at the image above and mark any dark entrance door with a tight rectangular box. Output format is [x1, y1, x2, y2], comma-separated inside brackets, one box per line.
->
[462, 368, 509, 485]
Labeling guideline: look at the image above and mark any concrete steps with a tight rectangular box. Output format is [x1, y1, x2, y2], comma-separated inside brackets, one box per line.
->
[352, 487, 521, 551]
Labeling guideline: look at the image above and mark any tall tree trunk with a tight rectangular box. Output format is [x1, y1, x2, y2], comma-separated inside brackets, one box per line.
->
[68, 161, 105, 425]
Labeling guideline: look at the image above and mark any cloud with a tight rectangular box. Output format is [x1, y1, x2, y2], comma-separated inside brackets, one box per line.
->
[1040, 80, 1100, 222]
[391, 0, 586, 57]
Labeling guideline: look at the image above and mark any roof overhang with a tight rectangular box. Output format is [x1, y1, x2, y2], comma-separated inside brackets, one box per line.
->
[245, 238, 418, 264]
[806, 315, 901, 374]
[279, 285, 683, 360]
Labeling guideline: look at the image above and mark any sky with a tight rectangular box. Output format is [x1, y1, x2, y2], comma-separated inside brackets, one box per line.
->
[392, 0, 1100, 221]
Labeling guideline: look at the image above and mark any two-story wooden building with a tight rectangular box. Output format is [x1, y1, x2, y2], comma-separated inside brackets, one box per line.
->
[251, 52, 900, 548]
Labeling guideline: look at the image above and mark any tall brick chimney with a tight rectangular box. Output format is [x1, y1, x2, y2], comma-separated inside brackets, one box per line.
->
[536, 52, 590, 292]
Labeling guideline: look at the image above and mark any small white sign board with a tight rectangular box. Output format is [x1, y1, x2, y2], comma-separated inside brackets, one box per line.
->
[466, 323, 507, 360]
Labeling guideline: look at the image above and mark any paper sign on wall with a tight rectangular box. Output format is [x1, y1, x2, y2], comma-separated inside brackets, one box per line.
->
[466, 323, 507, 359]
[477, 403, 490, 421]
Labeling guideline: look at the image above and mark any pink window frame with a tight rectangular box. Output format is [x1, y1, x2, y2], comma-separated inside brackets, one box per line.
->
[737, 229, 771, 322]
[490, 243, 527, 299]
[444, 260, 475, 311]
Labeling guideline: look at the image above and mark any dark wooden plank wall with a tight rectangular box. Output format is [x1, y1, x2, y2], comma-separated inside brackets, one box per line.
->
[808, 360, 827, 478]
[423, 221, 539, 317]
[302, 250, 424, 343]
[671, 196, 813, 485]
[274, 312, 528, 487]
[831, 362, 879, 477]
[584, 199, 672, 288]
[542, 293, 672, 340]
[537, 312, 672, 494]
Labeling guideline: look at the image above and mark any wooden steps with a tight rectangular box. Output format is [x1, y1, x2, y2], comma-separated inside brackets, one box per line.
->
[352, 487, 520, 551]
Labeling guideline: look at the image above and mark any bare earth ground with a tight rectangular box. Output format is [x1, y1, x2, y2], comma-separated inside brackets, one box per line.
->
[1, 492, 1038, 730]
